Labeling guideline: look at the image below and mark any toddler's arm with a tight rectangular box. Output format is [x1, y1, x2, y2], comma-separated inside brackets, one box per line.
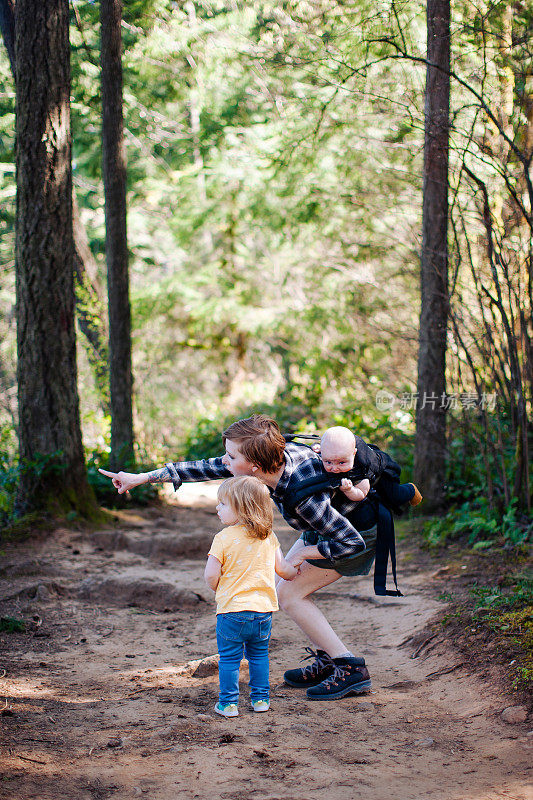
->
[275, 547, 299, 580]
[340, 477, 370, 502]
[204, 555, 222, 591]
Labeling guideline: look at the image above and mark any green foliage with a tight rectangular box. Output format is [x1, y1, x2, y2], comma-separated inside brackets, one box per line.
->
[0, 423, 158, 520]
[470, 575, 533, 690]
[470, 573, 533, 615]
[2, 1, 425, 461]
[0, 426, 69, 526]
[86, 446, 159, 507]
[444, 411, 520, 506]
[0, 616, 26, 633]
[181, 401, 313, 461]
[424, 408, 532, 549]
[441, 570, 533, 691]
[424, 497, 532, 549]
[0, 424, 18, 525]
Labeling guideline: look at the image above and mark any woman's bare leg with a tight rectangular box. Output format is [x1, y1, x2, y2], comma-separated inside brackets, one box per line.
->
[276, 557, 348, 657]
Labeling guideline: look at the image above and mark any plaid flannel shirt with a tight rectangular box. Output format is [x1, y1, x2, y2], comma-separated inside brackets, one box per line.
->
[165, 442, 367, 563]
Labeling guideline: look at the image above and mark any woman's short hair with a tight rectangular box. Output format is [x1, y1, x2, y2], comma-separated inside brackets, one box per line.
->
[222, 414, 286, 473]
[218, 476, 273, 540]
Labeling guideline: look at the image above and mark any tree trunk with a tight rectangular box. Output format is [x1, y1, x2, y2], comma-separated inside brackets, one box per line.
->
[15, 0, 96, 515]
[413, 0, 450, 510]
[72, 193, 110, 414]
[0, 0, 110, 414]
[100, 0, 134, 469]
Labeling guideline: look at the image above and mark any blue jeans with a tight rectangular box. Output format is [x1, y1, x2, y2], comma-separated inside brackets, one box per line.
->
[216, 611, 272, 705]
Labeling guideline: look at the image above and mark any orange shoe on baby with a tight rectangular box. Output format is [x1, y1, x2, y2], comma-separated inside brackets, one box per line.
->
[409, 484, 423, 506]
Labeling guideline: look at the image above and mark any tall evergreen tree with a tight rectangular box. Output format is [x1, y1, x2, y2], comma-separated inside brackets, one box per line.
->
[0, 0, 110, 414]
[100, 0, 134, 469]
[414, 0, 450, 509]
[15, 0, 96, 513]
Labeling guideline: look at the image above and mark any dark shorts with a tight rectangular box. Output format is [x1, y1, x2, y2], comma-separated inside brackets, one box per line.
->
[301, 525, 377, 577]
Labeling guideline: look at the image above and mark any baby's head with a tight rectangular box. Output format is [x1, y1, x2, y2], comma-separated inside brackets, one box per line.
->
[216, 475, 273, 540]
[320, 426, 356, 473]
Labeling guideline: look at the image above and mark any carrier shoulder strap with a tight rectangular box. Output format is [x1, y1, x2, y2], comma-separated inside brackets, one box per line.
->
[283, 433, 321, 443]
[282, 469, 368, 512]
[371, 499, 403, 597]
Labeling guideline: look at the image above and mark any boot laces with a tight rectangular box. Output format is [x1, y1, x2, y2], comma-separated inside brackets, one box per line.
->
[323, 663, 350, 688]
[300, 647, 332, 677]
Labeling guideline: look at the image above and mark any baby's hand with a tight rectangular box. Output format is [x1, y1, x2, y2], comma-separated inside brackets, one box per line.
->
[312, 443, 321, 453]
[340, 478, 353, 493]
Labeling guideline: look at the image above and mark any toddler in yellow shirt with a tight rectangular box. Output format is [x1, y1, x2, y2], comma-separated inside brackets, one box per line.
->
[204, 476, 298, 718]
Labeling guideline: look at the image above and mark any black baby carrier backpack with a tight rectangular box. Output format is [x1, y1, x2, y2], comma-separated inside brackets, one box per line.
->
[283, 433, 403, 597]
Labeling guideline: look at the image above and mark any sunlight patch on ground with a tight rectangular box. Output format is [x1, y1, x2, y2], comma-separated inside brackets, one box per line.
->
[2, 677, 104, 705]
[166, 479, 222, 506]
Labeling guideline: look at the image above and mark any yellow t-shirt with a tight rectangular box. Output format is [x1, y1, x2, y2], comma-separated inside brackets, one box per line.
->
[208, 524, 280, 614]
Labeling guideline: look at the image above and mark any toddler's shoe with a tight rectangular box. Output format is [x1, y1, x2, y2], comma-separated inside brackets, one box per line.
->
[214, 702, 239, 717]
[409, 484, 423, 506]
[251, 700, 270, 713]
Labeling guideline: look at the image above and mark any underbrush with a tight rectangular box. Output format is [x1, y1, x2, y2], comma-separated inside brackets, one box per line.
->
[424, 498, 532, 550]
[85, 447, 159, 508]
[0, 423, 159, 528]
[439, 564, 533, 693]
[423, 410, 532, 552]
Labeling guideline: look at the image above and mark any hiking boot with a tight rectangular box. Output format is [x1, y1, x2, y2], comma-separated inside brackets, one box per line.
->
[306, 657, 371, 700]
[283, 647, 335, 688]
[409, 484, 423, 506]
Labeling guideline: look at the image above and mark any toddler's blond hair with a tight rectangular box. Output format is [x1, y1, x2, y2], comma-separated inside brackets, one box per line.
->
[217, 476, 273, 540]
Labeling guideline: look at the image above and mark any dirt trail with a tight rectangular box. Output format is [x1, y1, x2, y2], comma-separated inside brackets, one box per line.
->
[1, 485, 531, 800]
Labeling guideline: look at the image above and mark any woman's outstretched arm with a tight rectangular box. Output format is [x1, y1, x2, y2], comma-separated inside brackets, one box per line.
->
[99, 456, 231, 494]
[98, 466, 172, 494]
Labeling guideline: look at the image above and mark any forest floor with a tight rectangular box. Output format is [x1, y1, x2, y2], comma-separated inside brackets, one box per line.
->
[0, 484, 531, 800]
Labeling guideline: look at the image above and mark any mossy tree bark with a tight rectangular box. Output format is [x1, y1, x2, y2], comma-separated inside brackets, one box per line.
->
[100, 0, 134, 470]
[15, 0, 97, 516]
[413, 0, 450, 510]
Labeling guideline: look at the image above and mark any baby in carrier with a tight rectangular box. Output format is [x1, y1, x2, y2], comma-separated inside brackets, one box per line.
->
[319, 426, 422, 512]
